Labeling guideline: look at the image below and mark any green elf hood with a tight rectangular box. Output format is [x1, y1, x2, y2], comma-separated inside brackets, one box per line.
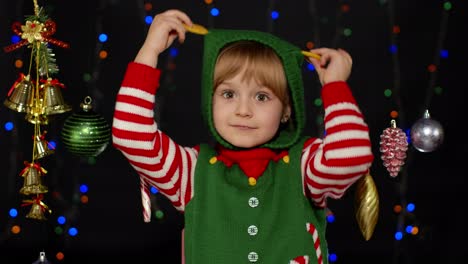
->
[201, 29, 306, 150]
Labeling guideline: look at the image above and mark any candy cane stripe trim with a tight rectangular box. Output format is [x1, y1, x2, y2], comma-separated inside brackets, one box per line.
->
[307, 223, 323, 264]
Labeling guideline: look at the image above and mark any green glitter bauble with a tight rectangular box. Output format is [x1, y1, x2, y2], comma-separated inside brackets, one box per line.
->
[61, 96, 110, 157]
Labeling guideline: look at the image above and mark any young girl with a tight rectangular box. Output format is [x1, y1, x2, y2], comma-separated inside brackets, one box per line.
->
[112, 9, 374, 264]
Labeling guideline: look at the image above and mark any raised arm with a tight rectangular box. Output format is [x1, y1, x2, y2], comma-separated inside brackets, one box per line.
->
[302, 48, 374, 207]
[112, 10, 197, 222]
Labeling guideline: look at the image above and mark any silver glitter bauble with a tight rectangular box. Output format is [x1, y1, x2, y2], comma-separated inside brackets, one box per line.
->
[410, 109, 444, 152]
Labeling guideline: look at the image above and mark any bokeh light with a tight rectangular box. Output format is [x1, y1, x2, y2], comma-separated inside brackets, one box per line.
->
[68, 227, 78, 236]
[4, 122, 14, 131]
[395, 231, 403, 240]
[98, 33, 108, 43]
[79, 184, 88, 193]
[9, 208, 18, 217]
[56, 251, 65, 261]
[57, 216, 66, 225]
[210, 8, 220, 16]
[11, 225, 21, 234]
[271, 11, 279, 20]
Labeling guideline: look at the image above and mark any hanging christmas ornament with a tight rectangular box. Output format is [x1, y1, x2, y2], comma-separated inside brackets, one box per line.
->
[4, 73, 34, 113]
[354, 171, 379, 241]
[33, 130, 55, 160]
[19, 161, 48, 195]
[410, 109, 444, 152]
[379, 119, 408, 177]
[21, 194, 51, 221]
[61, 96, 111, 157]
[32, 251, 51, 264]
[40, 77, 72, 115]
[25, 106, 50, 125]
[3, 0, 71, 219]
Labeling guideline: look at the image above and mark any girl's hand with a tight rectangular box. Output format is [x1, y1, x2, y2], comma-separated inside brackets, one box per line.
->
[135, 9, 192, 67]
[306, 48, 352, 86]
[145, 9, 192, 54]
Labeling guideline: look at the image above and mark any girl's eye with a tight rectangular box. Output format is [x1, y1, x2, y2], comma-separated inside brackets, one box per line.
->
[255, 93, 269, 102]
[221, 90, 234, 99]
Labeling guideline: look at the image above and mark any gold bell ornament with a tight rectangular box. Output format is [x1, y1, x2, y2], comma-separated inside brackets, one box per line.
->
[33, 130, 55, 160]
[25, 78, 71, 125]
[3, 0, 71, 220]
[4, 73, 34, 113]
[25, 106, 50, 125]
[22, 194, 51, 221]
[19, 161, 48, 195]
[354, 170, 379, 241]
[40, 77, 72, 115]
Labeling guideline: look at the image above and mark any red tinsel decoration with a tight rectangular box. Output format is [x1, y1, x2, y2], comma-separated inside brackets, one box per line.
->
[3, 19, 69, 53]
[379, 119, 408, 177]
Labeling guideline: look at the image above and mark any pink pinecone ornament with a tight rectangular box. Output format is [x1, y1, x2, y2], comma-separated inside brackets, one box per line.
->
[379, 119, 408, 177]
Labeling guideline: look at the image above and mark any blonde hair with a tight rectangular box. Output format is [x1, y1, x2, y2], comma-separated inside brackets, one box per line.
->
[213, 41, 289, 107]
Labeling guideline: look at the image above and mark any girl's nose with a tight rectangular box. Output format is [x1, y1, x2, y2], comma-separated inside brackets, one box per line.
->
[235, 98, 252, 118]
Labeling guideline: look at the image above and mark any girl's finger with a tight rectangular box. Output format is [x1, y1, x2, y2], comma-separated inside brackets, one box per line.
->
[165, 9, 193, 27]
[160, 16, 188, 43]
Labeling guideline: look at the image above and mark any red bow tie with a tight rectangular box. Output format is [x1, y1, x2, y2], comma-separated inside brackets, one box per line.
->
[216, 146, 288, 179]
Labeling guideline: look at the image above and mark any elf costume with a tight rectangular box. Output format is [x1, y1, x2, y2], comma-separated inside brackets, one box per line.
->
[112, 29, 374, 264]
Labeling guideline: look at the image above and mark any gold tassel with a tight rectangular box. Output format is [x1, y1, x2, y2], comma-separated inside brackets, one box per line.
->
[354, 170, 379, 241]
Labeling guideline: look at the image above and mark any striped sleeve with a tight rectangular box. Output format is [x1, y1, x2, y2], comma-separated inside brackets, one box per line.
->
[112, 62, 198, 221]
[301, 81, 374, 208]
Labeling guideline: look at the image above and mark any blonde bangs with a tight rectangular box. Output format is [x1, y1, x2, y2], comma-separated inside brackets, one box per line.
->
[214, 41, 289, 106]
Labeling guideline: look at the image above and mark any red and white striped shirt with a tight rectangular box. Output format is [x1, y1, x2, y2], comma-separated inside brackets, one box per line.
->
[112, 62, 374, 222]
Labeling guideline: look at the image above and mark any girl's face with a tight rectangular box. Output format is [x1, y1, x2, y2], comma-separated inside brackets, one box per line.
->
[212, 72, 291, 148]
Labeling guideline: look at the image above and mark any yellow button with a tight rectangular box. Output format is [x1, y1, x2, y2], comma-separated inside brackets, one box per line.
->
[209, 156, 217, 164]
[248, 177, 257, 186]
[282, 155, 290, 164]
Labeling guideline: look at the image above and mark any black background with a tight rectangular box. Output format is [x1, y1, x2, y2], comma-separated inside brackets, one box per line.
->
[0, 0, 466, 263]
